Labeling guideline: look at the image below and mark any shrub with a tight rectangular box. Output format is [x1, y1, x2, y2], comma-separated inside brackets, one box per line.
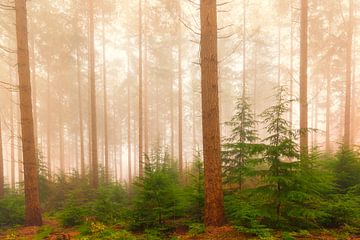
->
[0, 192, 25, 227]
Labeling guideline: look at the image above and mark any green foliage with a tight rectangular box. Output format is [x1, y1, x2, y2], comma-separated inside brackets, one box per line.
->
[130, 149, 185, 230]
[333, 147, 360, 193]
[184, 153, 204, 221]
[0, 192, 25, 227]
[55, 181, 127, 227]
[223, 98, 261, 188]
[188, 223, 205, 236]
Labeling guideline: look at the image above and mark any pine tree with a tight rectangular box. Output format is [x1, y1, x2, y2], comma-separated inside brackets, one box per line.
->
[200, 0, 224, 227]
[223, 98, 259, 190]
[15, 0, 42, 226]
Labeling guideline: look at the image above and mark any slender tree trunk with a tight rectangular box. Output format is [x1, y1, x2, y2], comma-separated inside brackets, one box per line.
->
[46, 63, 52, 179]
[0, 119, 4, 198]
[76, 49, 85, 178]
[59, 111, 65, 173]
[200, 0, 224, 227]
[289, 0, 293, 129]
[138, 0, 144, 177]
[15, 0, 42, 226]
[178, 0, 183, 174]
[277, 18, 281, 87]
[300, 0, 308, 158]
[89, 0, 98, 188]
[10, 83, 15, 189]
[144, 2, 149, 157]
[351, 44, 356, 144]
[344, 0, 353, 147]
[127, 34, 132, 185]
[102, 1, 109, 183]
[242, 0, 246, 98]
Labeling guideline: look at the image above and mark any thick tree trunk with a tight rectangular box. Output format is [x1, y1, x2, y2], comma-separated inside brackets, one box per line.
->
[88, 0, 98, 188]
[300, 0, 308, 158]
[200, 0, 224, 227]
[15, 0, 42, 226]
[344, 0, 353, 147]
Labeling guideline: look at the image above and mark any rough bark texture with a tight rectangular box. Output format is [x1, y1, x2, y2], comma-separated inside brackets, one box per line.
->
[344, 0, 353, 147]
[89, 0, 98, 188]
[15, 0, 43, 226]
[300, 0, 308, 158]
[200, 0, 225, 227]
[0, 120, 4, 198]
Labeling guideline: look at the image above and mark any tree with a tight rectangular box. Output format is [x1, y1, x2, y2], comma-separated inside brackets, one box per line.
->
[200, 0, 224, 227]
[299, 0, 308, 158]
[138, 0, 144, 178]
[344, 0, 353, 147]
[102, 0, 109, 183]
[223, 98, 258, 190]
[177, 0, 183, 174]
[15, 0, 42, 226]
[88, 0, 98, 188]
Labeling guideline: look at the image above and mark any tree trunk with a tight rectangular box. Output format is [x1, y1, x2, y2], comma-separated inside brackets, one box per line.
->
[178, 0, 183, 175]
[242, 0, 246, 98]
[46, 62, 52, 179]
[30, 35, 38, 150]
[88, 0, 98, 188]
[59, 111, 65, 173]
[127, 29, 132, 184]
[344, 0, 353, 147]
[289, 0, 293, 129]
[76, 49, 85, 178]
[200, 0, 224, 227]
[138, 0, 144, 177]
[300, 0, 308, 158]
[10, 81, 15, 189]
[15, 0, 42, 226]
[102, 1, 109, 183]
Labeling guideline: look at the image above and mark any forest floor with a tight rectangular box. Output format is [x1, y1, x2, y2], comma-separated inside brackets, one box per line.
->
[2, 220, 360, 239]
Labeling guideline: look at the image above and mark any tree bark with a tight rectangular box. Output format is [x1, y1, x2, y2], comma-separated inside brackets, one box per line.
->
[76, 49, 85, 178]
[138, 0, 144, 177]
[200, 0, 224, 227]
[344, 0, 353, 147]
[46, 62, 52, 179]
[178, 0, 183, 174]
[88, 0, 98, 188]
[300, 0, 308, 158]
[102, 1, 109, 183]
[15, 0, 42, 226]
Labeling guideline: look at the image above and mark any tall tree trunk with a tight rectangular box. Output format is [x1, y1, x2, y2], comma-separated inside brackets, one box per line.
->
[18, 118, 23, 183]
[326, 65, 331, 152]
[102, 1, 109, 183]
[138, 0, 144, 177]
[127, 31, 132, 184]
[0, 119, 4, 198]
[89, 0, 98, 188]
[46, 63, 52, 179]
[289, 0, 293, 129]
[15, 0, 42, 226]
[30, 35, 38, 150]
[242, 0, 246, 98]
[10, 82, 15, 189]
[76, 49, 85, 178]
[144, 1, 149, 157]
[344, 0, 353, 147]
[200, 0, 224, 227]
[59, 111, 65, 173]
[300, 0, 308, 158]
[178, 0, 183, 174]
